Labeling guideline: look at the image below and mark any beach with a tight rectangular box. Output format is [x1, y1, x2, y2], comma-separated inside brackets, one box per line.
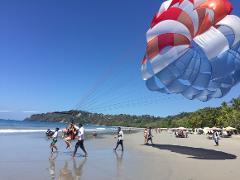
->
[0, 130, 240, 180]
[1, 0, 240, 180]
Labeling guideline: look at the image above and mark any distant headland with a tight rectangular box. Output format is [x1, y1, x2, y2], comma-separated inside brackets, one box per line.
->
[25, 98, 240, 129]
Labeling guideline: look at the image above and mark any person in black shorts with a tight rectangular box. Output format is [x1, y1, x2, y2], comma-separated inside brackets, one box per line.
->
[114, 127, 124, 151]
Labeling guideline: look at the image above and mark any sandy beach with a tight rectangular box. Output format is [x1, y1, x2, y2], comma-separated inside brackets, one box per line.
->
[1, 0, 240, 180]
[0, 130, 240, 180]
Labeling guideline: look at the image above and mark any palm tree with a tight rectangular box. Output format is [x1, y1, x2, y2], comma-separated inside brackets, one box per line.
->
[231, 98, 240, 110]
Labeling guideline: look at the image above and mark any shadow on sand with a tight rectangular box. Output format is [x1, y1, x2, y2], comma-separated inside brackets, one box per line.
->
[147, 144, 237, 160]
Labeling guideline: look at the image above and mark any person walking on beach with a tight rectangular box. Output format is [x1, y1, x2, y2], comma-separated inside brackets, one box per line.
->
[73, 124, 88, 157]
[114, 127, 124, 151]
[144, 128, 148, 144]
[50, 128, 59, 153]
[147, 127, 153, 145]
[213, 130, 220, 146]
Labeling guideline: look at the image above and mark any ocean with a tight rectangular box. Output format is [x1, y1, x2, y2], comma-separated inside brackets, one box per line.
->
[0, 119, 114, 134]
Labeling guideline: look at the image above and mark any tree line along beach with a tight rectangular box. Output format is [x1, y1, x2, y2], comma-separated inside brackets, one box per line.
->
[26, 97, 240, 131]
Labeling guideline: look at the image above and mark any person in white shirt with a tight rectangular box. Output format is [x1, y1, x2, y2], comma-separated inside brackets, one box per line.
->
[73, 124, 88, 157]
[50, 128, 59, 153]
[213, 130, 220, 146]
[114, 127, 124, 151]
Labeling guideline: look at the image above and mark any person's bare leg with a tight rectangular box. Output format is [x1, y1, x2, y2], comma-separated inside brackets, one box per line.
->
[52, 145, 57, 152]
[65, 140, 72, 149]
[65, 137, 72, 149]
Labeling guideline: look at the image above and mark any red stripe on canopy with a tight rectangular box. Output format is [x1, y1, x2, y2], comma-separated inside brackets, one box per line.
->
[146, 33, 190, 60]
[151, 7, 182, 28]
[151, 7, 194, 37]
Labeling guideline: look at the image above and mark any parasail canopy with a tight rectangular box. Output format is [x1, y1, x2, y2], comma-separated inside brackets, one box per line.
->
[141, 0, 240, 101]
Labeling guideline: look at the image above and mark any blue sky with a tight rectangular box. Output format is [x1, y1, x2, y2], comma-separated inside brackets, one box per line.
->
[0, 0, 239, 120]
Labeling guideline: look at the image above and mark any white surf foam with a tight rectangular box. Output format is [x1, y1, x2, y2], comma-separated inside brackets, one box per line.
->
[85, 128, 106, 132]
[0, 127, 109, 134]
[96, 127, 106, 130]
[0, 129, 46, 134]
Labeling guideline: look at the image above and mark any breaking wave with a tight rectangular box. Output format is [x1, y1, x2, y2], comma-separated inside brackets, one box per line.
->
[0, 129, 46, 134]
[0, 127, 109, 134]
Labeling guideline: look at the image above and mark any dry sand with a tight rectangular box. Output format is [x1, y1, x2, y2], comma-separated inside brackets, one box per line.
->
[0, 131, 240, 180]
[125, 131, 240, 180]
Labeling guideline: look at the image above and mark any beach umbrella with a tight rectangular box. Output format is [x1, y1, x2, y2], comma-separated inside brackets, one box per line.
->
[211, 127, 221, 131]
[177, 127, 187, 130]
[203, 127, 211, 134]
[225, 126, 237, 131]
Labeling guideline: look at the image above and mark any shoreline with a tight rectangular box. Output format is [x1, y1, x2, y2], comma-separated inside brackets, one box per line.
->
[1, 129, 240, 179]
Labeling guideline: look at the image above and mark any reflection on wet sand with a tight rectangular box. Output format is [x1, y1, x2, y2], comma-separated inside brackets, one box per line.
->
[47, 157, 87, 180]
[48, 153, 58, 180]
[59, 161, 74, 180]
[73, 158, 87, 180]
[114, 151, 124, 180]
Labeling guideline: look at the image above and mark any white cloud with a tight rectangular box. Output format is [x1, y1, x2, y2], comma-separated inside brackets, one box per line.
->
[21, 110, 39, 114]
[0, 110, 12, 113]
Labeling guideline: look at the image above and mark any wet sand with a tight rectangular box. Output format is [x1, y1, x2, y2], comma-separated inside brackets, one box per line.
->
[0, 131, 240, 180]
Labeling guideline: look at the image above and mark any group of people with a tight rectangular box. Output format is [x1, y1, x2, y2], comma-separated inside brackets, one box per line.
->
[49, 123, 88, 157]
[143, 127, 220, 146]
[175, 130, 188, 138]
[49, 123, 124, 157]
[144, 127, 153, 145]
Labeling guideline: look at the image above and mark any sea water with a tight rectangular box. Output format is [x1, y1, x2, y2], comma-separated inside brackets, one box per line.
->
[0, 119, 114, 134]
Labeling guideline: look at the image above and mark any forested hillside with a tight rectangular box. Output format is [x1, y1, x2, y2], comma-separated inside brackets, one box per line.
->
[25, 98, 240, 129]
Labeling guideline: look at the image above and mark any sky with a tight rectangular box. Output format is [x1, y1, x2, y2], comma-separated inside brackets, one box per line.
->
[0, 0, 239, 120]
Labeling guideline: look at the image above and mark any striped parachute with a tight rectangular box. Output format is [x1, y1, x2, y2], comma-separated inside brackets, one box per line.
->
[141, 0, 240, 101]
